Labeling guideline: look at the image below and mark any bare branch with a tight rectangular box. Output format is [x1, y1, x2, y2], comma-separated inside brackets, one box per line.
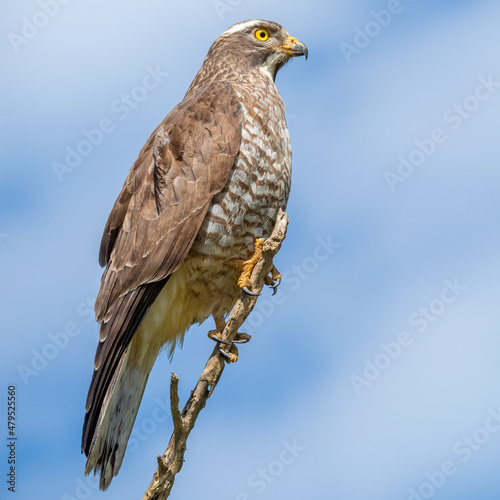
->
[141, 210, 289, 500]
[169, 373, 183, 435]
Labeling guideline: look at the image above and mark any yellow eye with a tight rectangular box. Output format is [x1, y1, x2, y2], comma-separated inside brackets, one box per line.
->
[254, 28, 270, 42]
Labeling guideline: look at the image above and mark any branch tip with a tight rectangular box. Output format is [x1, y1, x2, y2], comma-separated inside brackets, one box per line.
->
[169, 373, 183, 432]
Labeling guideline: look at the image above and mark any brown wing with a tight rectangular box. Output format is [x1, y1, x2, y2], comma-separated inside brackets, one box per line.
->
[82, 81, 242, 455]
[96, 81, 243, 322]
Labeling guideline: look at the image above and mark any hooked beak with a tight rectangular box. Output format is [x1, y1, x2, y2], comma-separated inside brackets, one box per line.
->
[270, 35, 308, 60]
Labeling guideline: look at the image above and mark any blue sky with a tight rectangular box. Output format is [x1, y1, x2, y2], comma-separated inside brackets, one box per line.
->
[2, 0, 500, 499]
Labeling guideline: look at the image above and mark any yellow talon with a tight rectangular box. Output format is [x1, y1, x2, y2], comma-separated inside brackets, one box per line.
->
[271, 265, 281, 282]
[237, 238, 265, 289]
[264, 265, 282, 286]
[221, 344, 239, 364]
[208, 330, 229, 345]
[208, 316, 251, 363]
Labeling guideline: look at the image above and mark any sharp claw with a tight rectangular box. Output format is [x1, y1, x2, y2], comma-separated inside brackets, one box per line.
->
[233, 333, 251, 344]
[219, 347, 232, 360]
[208, 331, 232, 345]
[270, 276, 281, 295]
[219, 346, 238, 363]
[242, 286, 261, 297]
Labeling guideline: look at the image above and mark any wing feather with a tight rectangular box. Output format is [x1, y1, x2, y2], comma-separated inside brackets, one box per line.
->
[83, 81, 243, 456]
[95, 81, 242, 321]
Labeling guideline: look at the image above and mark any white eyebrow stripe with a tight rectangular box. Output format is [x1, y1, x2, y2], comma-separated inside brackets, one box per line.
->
[221, 20, 262, 36]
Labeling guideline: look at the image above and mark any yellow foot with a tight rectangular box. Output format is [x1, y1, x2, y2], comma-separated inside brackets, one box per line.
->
[221, 343, 239, 363]
[220, 334, 253, 363]
[208, 335, 247, 364]
[263, 265, 282, 295]
[208, 329, 251, 344]
[208, 330, 230, 345]
[237, 238, 265, 294]
[208, 316, 251, 363]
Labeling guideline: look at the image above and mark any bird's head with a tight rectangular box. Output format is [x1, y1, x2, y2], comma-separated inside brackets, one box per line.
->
[192, 20, 308, 88]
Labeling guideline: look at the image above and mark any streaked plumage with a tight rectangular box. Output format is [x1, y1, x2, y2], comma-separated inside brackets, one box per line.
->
[82, 19, 307, 490]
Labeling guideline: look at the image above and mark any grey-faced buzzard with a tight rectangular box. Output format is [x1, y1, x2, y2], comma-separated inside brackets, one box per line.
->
[82, 19, 307, 490]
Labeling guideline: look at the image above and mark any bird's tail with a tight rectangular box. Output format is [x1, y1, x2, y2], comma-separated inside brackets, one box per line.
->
[82, 278, 170, 490]
[83, 348, 151, 490]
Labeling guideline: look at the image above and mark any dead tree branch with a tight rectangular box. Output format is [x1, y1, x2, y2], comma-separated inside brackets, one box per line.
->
[141, 209, 289, 500]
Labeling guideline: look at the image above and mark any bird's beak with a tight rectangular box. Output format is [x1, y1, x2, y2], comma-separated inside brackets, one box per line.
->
[270, 35, 308, 60]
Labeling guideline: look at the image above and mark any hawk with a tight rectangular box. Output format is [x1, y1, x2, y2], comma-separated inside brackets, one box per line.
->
[82, 19, 307, 490]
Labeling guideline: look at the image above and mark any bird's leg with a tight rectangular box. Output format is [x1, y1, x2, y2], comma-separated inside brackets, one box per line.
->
[237, 238, 265, 296]
[207, 315, 251, 363]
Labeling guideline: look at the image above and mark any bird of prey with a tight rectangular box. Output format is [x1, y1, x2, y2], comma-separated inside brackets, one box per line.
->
[82, 19, 307, 490]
